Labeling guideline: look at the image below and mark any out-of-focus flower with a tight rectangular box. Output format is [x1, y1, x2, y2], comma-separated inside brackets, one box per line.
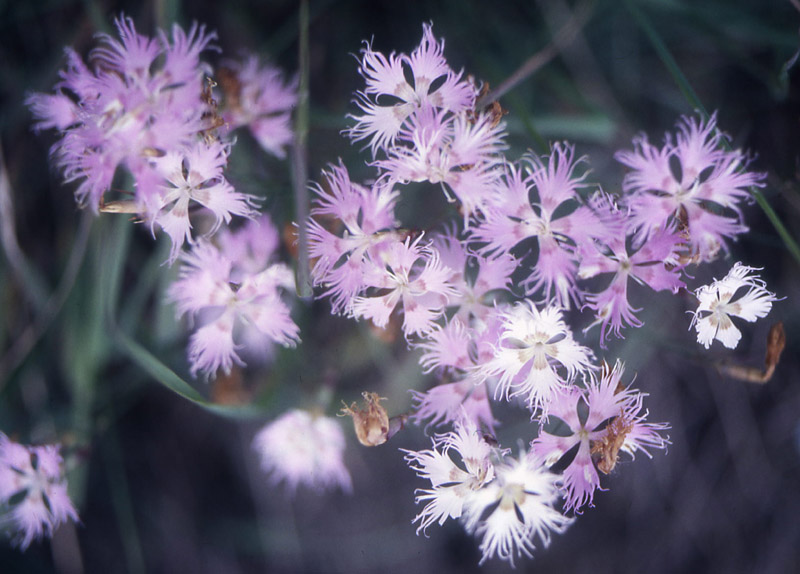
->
[168, 216, 299, 378]
[219, 55, 297, 158]
[253, 410, 351, 493]
[27, 16, 217, 209]
[691, 262, 779, 349]
[615, 113, 765, 262]
[530, 361, 670, 513]
[0, 434, 79, 549]
[27, 16, 259, 259]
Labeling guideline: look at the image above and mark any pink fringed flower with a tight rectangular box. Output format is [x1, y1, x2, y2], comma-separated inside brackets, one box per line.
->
[433, 232, 516, 323]
[253, 410, 352, 493]
[27, 16, 259, 260]
[376, 105, 507, 220]
[580, 193, 686, 346]
[307, 163, 400, 313]
[346, 23, 476, 155]
[530, 361, 670, 513]
[27, 16, 218, 210]
[472, 146, 611, 308]
[616, 113, 766, 262]
[148, 139, 257, 263]
[690, 262, 778, 349]
[168, 216, 299, 378]
[0, 435, 79, 549]
[349, 236, 457, 337]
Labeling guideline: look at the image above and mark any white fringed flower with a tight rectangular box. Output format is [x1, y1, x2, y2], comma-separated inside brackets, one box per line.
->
[691, 262, 778, 349]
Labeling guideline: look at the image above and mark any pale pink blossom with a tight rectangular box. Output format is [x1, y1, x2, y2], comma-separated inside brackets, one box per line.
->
[472, 146, 610, 308]
[168, 218, 299, 378]
[27, 16, 217, 210]
[221, 55, 297, 158]
[306, 163, 400, 313]
[580, 194, 685, 346]
[0, 435, 79, 549]
[377, 105, 506, 220]
[349, 236, 456, 337]
[411, 379, 497, 431]
[253, 410, 351, 493]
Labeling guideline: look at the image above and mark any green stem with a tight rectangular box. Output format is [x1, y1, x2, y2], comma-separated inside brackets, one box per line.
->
[624, 0, 800, 267]
[291, 0, 312, 298]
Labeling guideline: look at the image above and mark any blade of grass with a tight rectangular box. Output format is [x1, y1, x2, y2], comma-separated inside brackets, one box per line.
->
[624, 0, 800, 267]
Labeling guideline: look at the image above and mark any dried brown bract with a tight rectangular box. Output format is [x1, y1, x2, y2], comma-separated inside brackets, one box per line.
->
[718, 322, 786, 384]
[591, 414, 633, 475]
[340, 392, 391, 446]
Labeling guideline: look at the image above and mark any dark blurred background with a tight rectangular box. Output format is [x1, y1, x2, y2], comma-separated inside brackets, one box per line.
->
[1, 0, 799, 572]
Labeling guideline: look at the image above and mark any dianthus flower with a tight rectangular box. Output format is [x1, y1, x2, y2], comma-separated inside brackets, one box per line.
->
[168, 216, 299, 378]
[349, 236, 457, 337]
[615, 113, 766, 262]
[580, 193, 685, 346]
[346, 23, 476, 155]
[27, 16, 256, 259]
[27, 16, 216, 208]
[307, 163, 400, 313]
[412, 316, 499, 430]
[147, 139, 257, 262]
[376, 104, 507, 221]
[472, 145, 611, 308]
[477, 301, 595, 412]
[402, 419, 496, 533]
[432, 231, 516, 323]
[530, 361, 670, 513]
[462, 451, 572, 566]
[0, 434, 79, 549]
[253, 410, 352, 493]
[219, 54, 297, 158]
[690, 262, 778, 349]
[404, 421, 571, 566]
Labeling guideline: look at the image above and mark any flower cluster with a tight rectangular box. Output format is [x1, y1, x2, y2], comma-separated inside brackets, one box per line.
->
[303, 23, 778, 564]
[0, 434, 78, 549]
[28, 17, 295, 262]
